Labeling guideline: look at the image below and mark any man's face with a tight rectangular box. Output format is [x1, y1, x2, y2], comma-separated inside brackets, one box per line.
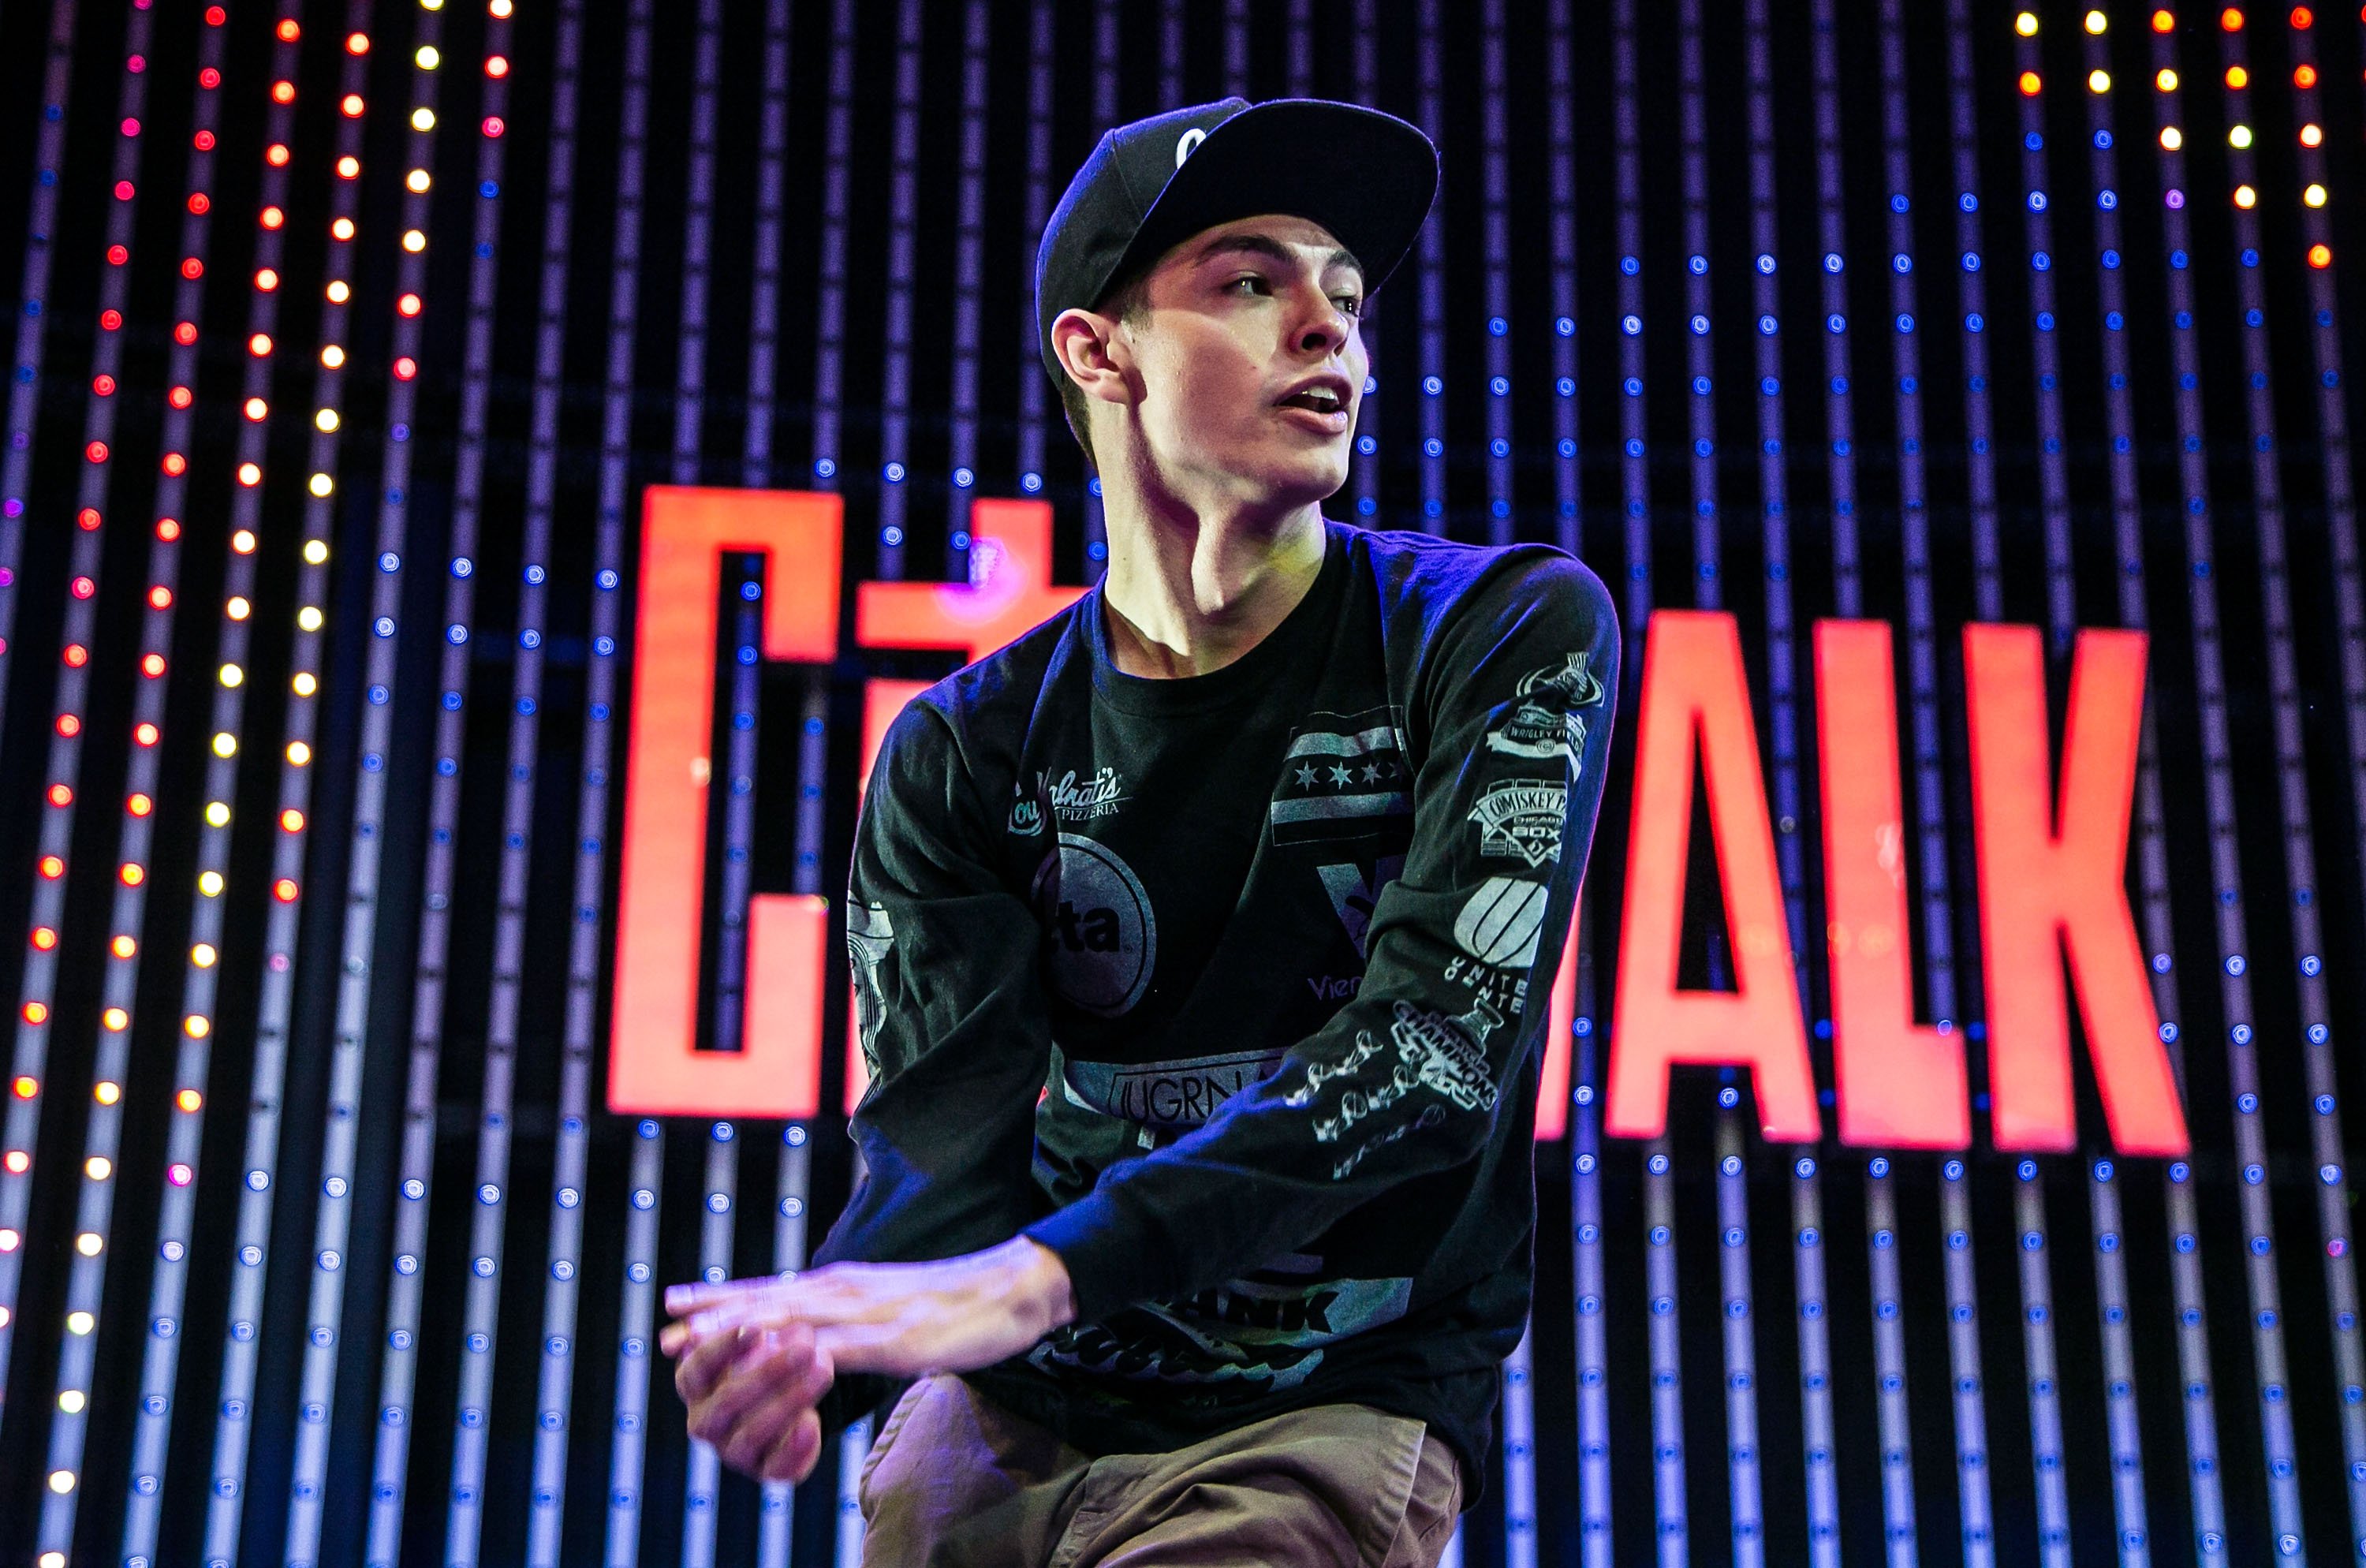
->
[1092, 214, 1369, 510]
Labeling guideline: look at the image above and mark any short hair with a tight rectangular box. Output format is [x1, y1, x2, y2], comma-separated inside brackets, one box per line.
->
[1053, 269, 1150, 472]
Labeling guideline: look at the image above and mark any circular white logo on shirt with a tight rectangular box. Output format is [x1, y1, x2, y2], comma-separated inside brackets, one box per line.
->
[1175, 127, 1207, 167]
[1034, 834, 1158, 1016]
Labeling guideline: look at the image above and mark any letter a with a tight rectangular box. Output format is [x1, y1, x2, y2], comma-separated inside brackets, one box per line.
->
[1964, 624, 2187, 1155]
[1816, 620, 1969, 1148]
[1608, 611, 1820, 1141]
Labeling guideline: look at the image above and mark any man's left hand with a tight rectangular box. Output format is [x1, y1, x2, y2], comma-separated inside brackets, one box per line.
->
[659, 1235, 1078, 1379]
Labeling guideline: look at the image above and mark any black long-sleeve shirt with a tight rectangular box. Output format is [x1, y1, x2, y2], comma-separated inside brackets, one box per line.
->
[812, 517, 1619, 1495]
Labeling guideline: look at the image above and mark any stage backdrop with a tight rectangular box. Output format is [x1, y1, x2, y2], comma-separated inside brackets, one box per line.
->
[0, 0, 2363, 1565]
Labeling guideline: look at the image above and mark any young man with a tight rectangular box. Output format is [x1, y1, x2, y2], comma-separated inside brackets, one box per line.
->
[660, 96, 1618, 1565]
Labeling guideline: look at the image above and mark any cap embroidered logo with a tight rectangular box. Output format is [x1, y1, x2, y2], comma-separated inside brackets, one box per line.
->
[1175, 127, 1206, 167]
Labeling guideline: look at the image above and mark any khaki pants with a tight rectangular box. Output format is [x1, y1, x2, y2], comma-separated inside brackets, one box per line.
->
[856, 1372, 1465, 1568]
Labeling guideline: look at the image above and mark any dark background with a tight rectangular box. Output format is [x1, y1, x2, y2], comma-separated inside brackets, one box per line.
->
[0, 0, 2363, 1563]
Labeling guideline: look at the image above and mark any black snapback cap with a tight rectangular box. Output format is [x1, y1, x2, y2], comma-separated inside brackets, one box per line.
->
[1035, 96, 1439, 382]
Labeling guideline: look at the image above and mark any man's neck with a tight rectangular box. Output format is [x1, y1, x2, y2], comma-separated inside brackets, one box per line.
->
[1095, 486, 1328, 679]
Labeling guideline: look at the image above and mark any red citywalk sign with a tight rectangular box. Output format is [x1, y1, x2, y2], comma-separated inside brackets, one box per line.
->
[610, 488, 2189, 1156]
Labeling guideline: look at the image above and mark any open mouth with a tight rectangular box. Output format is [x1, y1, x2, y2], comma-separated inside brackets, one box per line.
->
[1276, 387, 1346, 416]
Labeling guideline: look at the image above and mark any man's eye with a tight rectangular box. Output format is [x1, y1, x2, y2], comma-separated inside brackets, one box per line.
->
[1335, 296, 1364, 318]
[1229, 274, 1267, 295]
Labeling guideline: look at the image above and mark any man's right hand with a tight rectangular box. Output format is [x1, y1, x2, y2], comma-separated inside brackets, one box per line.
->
[674, 1318, 836, 1484]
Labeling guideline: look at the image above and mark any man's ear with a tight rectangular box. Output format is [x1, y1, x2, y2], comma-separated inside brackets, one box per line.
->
[1051, 306, 1134, 406]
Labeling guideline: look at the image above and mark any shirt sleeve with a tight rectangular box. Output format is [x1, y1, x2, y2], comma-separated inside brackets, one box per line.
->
[1021, 551, 1620, 1325]
[808, 696, 1058, 1428]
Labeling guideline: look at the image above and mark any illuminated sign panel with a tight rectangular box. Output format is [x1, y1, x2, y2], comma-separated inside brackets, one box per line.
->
[612, 489, 2187, 1156]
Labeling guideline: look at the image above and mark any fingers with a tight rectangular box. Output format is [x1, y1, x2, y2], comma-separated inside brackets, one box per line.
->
[685, 1327, 808, 1444]
[759, 1408, 824, 1484]
[673, 1323, 752, 1405]
[696, 1331, 836, 1483]
[666, 1271, 797, 1319]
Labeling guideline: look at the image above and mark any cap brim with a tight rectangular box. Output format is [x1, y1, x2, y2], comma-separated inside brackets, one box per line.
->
[1106, 99, 1439, 308]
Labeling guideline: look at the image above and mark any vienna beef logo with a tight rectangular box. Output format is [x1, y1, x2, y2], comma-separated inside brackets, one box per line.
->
[610, 491, 2186, 1157]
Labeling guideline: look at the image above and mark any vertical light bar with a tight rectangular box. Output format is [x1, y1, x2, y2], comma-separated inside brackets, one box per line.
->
[943, 0, 991, 576]
[601, 4, 662, 1561]
[282, 4, 449, 1554]
[2073, 21, 2233, 1557]
[746, 3, 803, 1560]
[1349, 0, 1382, 526]
[1083, 0, 1118, 577]
[1222, 0, 1247, 97]
[517, 6, 597, 1558]
[2145, 13, 2304, 1557]
[809, 0, 853, 502]
[1159, 0, 1182, 105]
[118, 11, 312, 1562]
[1013, 0, 1053, 506]
[1740, 2, 1835, 1558]
[1935, 15, 2010, 1556]
[2010, 1155, 2072, 1567]
[743, 0, 789, 495]
[1416, 0, 1445, 535]
[2009, 20, 2079, 653]
[669, 3, 731, 1553]
[1876, 6, 1995, 1563]
[361, 3, 513, 1558]
[1572, 1022, 1612, 1565]
[200, 3, 374, 1559]
[2211, 5, 2364, 1548]
[1861, 1157, 1917, 1566]
[0, 0, 159, 1431]
[32, 9, 222, 1558]
[1547, 0, 1579, 556]
[1610, 8, 1683, 1560]
[2282, 8, 2366, 1544]
[1503, 1323, 1539, 1568]
[1481, 0, 1513, 547]
[1286, 0, 1311, 95]
[2071, 21, 2159, 1566]
[0, 0, 80, 743]
[1678, 2, 1763, 1557]
[872, 0, 920, 579]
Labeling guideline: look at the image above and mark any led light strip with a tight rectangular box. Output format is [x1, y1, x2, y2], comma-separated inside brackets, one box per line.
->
[756, 9, 819, 1547]
[0, 0, 157, 1433]
[199, 4, 374, 1559]
[2070, 18, 2236, 1555]
[0, 0, 80, 742]
[598, 5, 662, 1559]
[282, 4, 450, 1558]
[352, 6, 513, 1561]
[1159, 0, 1182, 105]
[1013, 0, 1053, 506]
[115, 11, 308, 1562]
[2146, 13, 2304, 1556]
[29, 10, 220, 1558]
[1349, 0, 1381, 525]
[1416, 0, 1443, 535]
[1547, 0, 1578, 557]
[1081, 0, 1118, 575]
[2282, 6, 2366, 1542]
[1480, 7, 1534, 1557]
[1737, 1, 1837, 1558]
[2069, 19, 2167, 1564]
[1933, 17, 2015, 1559]
[743, 0, 789, 494]
[943, 0, 991, 574]
[1286, 0, 1311, 91]
[1804, 5, 1917, 1555]
[1481, 0, 1513, 549]
[1607, 7, 1688, 1555]
[517, 6, 598, 1557]
[1676, 6, 1766, 1559]
[873, 0, 921, 577]
[809, 0, 853, 502]
[675, 10, 735, 1540]
[2211, 3, 2366, 1544]
[1876, 6, 1999, 1562]
[1222, 0, 1247, 95]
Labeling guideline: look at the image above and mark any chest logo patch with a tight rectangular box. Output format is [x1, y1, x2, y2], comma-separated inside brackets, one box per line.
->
[1032, 833, 1158, 1016]
[1040, 765, 1127, 823]
[1271, 707, 1413, 843]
